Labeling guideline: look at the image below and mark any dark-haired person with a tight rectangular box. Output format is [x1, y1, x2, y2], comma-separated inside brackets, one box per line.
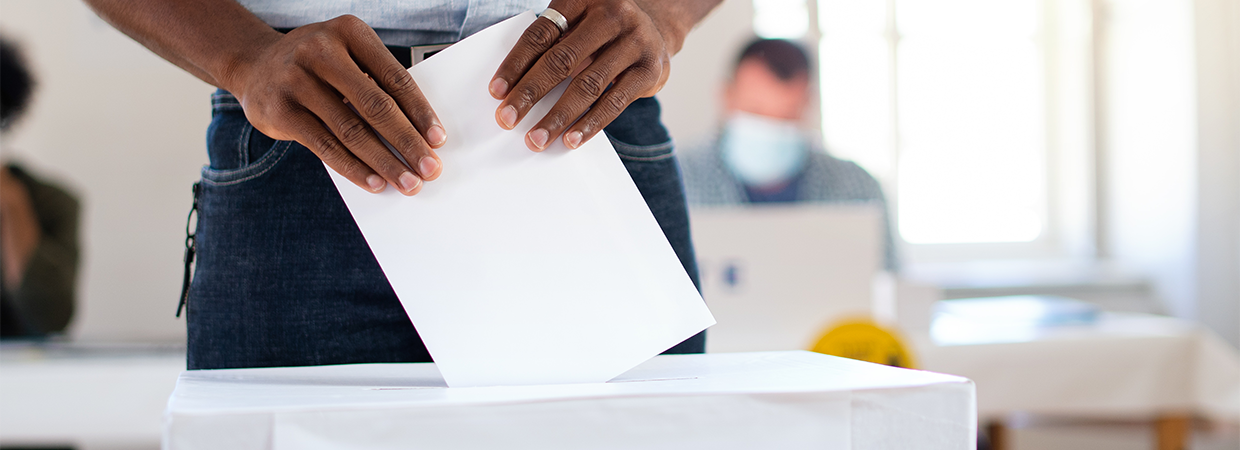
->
[679, 38, 897, 271]
[0, 36, 80, 338]
[83, 0, 721, 370]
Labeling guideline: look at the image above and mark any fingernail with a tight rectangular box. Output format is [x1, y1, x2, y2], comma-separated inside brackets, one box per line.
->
[499, 105, 517, 129]
[565, 131, 583, 149]
[398, 172, 421, 193]
[427, 125, 446, 147]
[529, 128, 549, 149]
[418, 156, 439, 178]
[367, 174, 386, 192]
[490, 78, 508, 98]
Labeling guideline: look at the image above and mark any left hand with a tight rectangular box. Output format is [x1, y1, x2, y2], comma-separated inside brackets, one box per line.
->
[489, 0, 676, 151]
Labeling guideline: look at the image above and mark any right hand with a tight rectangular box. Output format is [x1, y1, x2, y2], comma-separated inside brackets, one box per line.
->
[223, 15, 444, 195]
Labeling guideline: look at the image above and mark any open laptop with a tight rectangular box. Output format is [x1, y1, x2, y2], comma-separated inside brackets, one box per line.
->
[689, 204, 883, 353]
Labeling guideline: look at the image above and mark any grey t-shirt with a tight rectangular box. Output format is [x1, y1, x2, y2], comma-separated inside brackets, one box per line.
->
[235, 0, 549, 46]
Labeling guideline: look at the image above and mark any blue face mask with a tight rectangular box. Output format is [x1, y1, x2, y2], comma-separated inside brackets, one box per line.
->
[720, 112, 808, 188]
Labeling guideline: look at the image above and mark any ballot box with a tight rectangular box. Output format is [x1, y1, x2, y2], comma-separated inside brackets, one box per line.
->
[164, 351, 975, 450]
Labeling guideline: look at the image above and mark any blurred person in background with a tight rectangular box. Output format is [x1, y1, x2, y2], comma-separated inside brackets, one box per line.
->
[0, 35, 81, 338]
[679, 38, 897, 271]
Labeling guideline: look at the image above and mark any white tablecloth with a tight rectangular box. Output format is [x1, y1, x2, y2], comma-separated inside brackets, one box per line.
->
[917, 312, 1240, 422]
[164, 351, 976, 450]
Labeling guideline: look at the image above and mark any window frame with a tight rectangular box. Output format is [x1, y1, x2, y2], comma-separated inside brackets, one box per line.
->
[809, 0, 1099, 266]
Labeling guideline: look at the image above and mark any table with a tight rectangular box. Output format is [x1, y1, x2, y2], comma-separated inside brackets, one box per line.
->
[0, 342, 186, 448]
[916, 312, 1240, 450]
[164, 351, 976, 450]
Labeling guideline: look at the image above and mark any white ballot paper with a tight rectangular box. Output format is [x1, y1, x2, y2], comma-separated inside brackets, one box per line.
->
[325, 12, 715, 388]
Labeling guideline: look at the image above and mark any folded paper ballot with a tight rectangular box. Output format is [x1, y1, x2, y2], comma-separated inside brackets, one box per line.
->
[325, 12, 715, 387]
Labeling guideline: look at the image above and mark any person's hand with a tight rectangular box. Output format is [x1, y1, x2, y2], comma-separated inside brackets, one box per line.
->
[489, 0, 679, 152]
[224, 15, 444, 195]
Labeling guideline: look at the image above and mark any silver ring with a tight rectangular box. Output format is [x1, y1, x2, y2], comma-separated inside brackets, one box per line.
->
[539, 8, 569, 33]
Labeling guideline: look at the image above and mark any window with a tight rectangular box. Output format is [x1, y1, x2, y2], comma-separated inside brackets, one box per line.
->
[749, 0, 1091, 262]
[891, 0, 1046, 244]
[753, 0, 811, 39]
[815, 0, 1092, 261]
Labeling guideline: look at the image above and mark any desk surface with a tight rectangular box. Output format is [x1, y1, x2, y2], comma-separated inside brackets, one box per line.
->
[166, 351, 976, 450]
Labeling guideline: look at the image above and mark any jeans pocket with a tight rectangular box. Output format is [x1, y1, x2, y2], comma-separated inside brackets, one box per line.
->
[201, 91, 292, 186]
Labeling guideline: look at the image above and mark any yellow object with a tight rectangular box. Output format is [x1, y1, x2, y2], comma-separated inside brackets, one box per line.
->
[810, 320, 917, 369]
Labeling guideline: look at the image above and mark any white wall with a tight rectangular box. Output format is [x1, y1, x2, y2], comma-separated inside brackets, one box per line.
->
[1103, 0, 1240, 346]
[660, 0, 755, 150]
[1191, 0, 1240, 346]
[1, 1, 214, 341]
[1103, 0, 1199, 319]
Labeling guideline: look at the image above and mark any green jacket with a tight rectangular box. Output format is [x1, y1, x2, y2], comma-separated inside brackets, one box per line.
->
[1, 163, 79, 337]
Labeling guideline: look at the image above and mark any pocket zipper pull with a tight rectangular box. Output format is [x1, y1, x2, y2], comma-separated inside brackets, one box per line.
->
[177, 182, 201, 318]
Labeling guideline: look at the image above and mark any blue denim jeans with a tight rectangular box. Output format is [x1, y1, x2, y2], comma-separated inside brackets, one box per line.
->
[186, 90, 704, 369]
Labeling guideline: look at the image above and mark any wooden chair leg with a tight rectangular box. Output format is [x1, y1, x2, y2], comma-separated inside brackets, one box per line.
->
[986, 419, 1008, 450]
[1154, 413, 1190, 450]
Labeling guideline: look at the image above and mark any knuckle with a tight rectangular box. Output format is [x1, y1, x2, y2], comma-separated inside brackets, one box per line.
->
[248, 93, 295, 127]
[357, 89, 397, 118]
[336, 117, 372, 144]
[270, 96, 299, 117]
[330, 15, 364, 31]
[541, 109, 570, 130]
[515, 85, 541, 108]
[381, 67, 417, 95]
[576, 109, 606, 135]
[630, 62, 659, 83]
[601, 91, 630, 116]
[577, 115, 601, 134]
[327, 15, 371, 41]
[523, 23, 559, 49]
[294, 34, 335, 61]
[611, 1, 640, 19]
[572, 70, 609, 98]
[310, 132, 344, 158]
[386, 129, 424, 155]
[330, 153, 358, 173]
[543, 45, 579, 77]
[368, 154, 405, 176]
